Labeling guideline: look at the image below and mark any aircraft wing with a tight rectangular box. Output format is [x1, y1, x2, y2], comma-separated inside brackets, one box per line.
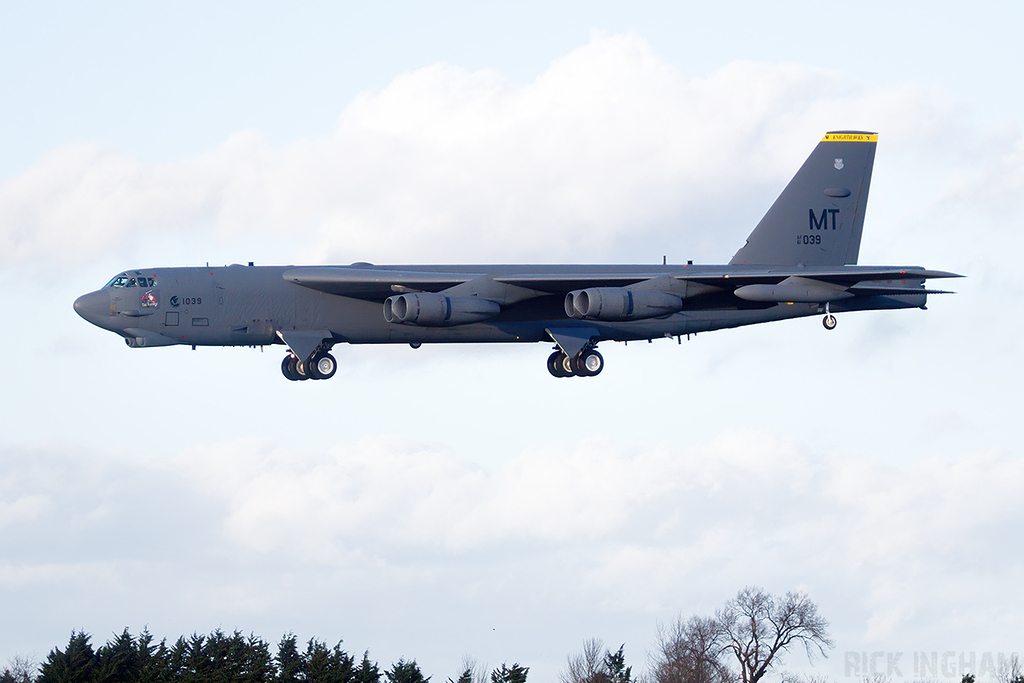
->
[284, 266, 656, 300]
[673, 266, 963, 287]
[283, 267, 485, 299]
[284, 265, 961, 301]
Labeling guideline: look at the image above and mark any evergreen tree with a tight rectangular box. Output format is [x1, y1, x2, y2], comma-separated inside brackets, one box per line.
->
[240, 632, 276, 683]
[181, 633, 209, 683]
[603, 647, 630, 683]
[353, 653, 380, 683]
[165, 637, 189, 682]
[38, 631, 96, 683]
[384, 659, 428, 683]
[304, 638, 354, 683]
[490, 663, 529, 683]
[94, 628, 136, 683]
[277, 635, 304, 683]
[135, 629, 168, 683]
[204, 629, 231, 683]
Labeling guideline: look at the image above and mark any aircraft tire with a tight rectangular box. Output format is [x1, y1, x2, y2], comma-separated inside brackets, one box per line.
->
[823, 314, 837, 330]
[282, 355, 301, 381]
[547, 351, 571, 378]
[570, 350, 603, 377]
[579, 350, 604, 377]
[309, 352, 338, 380]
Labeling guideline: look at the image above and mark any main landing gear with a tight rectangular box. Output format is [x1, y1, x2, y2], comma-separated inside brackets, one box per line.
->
[547, 348, 604, 378]
[281, 351, 337, 381]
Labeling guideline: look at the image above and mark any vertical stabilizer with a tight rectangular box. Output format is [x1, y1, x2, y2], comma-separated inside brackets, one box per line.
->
[730, 131, 877, 266]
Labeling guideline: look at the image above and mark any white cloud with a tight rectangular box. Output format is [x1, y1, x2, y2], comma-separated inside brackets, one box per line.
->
[939, 128, 1024, 217]
[0, 494, 47, 528]
[83, 430, 1010, 640]
[3, 424, 1023, 675]
[0, 32, 971, 272]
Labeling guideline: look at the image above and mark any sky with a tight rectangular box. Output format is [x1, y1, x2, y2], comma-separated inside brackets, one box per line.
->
[1, 1, 1023, 680]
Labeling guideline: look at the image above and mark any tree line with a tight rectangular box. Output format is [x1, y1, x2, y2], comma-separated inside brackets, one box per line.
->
[0, 630, 525, 683]
[3, 587, 835, 683]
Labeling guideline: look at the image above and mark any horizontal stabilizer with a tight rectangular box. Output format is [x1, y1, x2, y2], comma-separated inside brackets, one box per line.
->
[847, 283, 957, 296]
[680, 266, 962, 288]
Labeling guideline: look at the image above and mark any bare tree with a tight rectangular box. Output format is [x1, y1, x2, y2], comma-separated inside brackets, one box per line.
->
[1, 656, 38, 683]
[649, 616, 731, 683]
[715, 587, 833, 683]
[782, 674, 834, 683]
[562, 639, 607, 683]
[449, 656, 488, 683]
[996, 656, 1024, 683]
[561, 639, 632, 683]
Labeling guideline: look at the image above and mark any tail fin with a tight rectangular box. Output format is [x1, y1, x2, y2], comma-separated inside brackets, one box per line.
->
[730, 131, 877, 266]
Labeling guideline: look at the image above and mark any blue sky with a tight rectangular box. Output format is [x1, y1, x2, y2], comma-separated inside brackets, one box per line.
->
[2, 2, 1022, 681]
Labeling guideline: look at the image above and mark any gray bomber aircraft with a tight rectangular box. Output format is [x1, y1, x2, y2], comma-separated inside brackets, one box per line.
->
[75, 131, 960, 380]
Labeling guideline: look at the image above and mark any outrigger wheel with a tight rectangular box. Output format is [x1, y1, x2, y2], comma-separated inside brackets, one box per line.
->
[822, 302, 837, 330]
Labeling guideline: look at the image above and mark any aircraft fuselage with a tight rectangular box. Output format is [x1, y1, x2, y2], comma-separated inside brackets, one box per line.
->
[73, 131, 960, 380]
[74, 262, 927, 350]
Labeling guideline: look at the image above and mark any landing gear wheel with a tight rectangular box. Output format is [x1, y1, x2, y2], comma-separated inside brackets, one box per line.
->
[577, 350, 604, 377]
[282, 354, 301, 381]
[547, 351, 571, 378]
[571, 350, 604, 377]
[823, 314, 837, 330]
[295, 359, 310, 380]
[309, 352, 338, 380]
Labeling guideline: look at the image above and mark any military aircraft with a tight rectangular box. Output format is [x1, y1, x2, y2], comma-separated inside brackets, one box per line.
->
[74, 131, 960, 380]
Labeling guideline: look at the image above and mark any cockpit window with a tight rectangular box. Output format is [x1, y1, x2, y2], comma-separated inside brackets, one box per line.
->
[105, 273, 157, 288]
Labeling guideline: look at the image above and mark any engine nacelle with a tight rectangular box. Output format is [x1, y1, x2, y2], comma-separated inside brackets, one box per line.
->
[384, 293, 501, 326]
[564, 288, 684, 321]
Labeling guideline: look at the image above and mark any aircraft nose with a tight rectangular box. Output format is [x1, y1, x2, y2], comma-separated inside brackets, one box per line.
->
[73, 290, 112, 326]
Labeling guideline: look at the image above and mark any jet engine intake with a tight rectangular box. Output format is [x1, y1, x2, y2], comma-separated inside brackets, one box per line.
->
[565, 288, 683, 321]
[384, 292, 500, 326]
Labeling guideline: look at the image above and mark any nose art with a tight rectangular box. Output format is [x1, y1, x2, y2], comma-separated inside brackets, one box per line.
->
[73, 290, 111, 325]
